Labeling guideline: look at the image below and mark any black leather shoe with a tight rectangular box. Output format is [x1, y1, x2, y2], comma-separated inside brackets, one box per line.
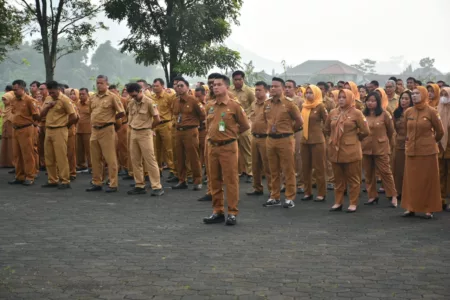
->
[297, 187, 305, 194]
[151, 189, 164, 196]
[312, 183, 317, 188]
[122, 175, 134, 180]
[225, 214, 237, 226]
[22, 180, 34, 186]
[8, 179, 24, 185]
[314, 196, 326, 202]
[172, 182, 188, 189]
[127, 187, 146, 195]
[326, 183, 334, 190]
[346, 208, 357, 213]
[402, 211, 415, 217]
[203, 213, 225, 224]
[166, 176, 179, 183]
[58, 183, 71, 190]
[301, 195, 313, 201]
[422, 213, 434, 220]
[105, 187, 118, 193]
[118, 170, 128, 176]
[39, 166, 46, 171]
[364, 198, 379, 205]
[329, 205, 343, 212]
[41, 182, 59, 188]
[8, 168, 16, 174]
[167, 172, 176, 180]
[86, 185, 102, 192]
[378, 188, 385, 193]
[187, 177, 194, 184]
[246, 176, 253, 183]
[246, 190, 263, 196]
[192, 184, 202, 191]
[197, 194, 212, 202]
[70, 176, 76, 181]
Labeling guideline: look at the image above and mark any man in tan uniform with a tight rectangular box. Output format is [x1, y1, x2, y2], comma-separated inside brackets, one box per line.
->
[231, 70, 254, 183]
[263, 77, 303, 209]
[172, 78, 206, 190]
[86, 75, 125, 193]
[76, 88, 92, 172]
[126, 83, 164, 196]
[195, 86, 208, 169]
[203, 74, 250, 226]
[246, 81, 271, 196]
[385, 80, 399, 112]
[40, 81, 77, 189]
[37, 82, 49, 170]
[8, 80, 40, 186]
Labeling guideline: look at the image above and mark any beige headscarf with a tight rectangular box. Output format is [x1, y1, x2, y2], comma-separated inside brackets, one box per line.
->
[438, 87, 450, 151]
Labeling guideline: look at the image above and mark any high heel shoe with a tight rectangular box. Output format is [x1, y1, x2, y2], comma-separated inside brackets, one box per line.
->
[314, 196, 326, 202]
[346, 208, 357, 213]
[402, 211, 415, 217]
[423, 213, 434, 220]
[301, 195, 313, 201]
[363, 198, 379, 205]
[329, 205, 342, 212]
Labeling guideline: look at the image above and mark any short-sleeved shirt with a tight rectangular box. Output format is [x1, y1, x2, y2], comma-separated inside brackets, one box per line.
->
[120, 97, 129, 123]
[206, 97, 250, 142]
[264, 96, 301, 135]
[172, 95, 206, 128]
[230, 85, 256, 116]
[44, 94, 75, 127]
[153, 91, 177, 122]
[250, 99, 268, 134]
[11, 94, 39, 126]
[89, 90, 124, 126]
[128, 95, 158, 129]
[76, 101, 91, 134]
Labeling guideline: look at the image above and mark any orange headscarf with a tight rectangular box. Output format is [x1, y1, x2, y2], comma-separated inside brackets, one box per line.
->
[301, 85, 323, 140]
[427, 83, 440, 108]
[70, 88, 80, 103]
[332, 89, 355, 150]
[202, 84, 210, 93]
[346, 81, 360, 100]
[438, 87, 450, 151]
[415, 86, 429, 110]
[1, 92, 14, 121]
[375, 88, 389, 110]
[331, 90, 339, 104]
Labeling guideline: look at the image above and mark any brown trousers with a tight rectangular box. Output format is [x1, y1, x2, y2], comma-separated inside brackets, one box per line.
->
[176, 128, 202, 184]
[130, 129, 161, 190]
[45, 127, 69, 184]
[67, 130, 76, 177]
[267, 136, 296, 200]
[294, 131, 304, 188]
[0, 120, 14, 167]
[393, 149, 405, 196]
[76, 133, 91, 169]
[439, 158, 450, 205]
[116, 123, 128, 171]
[204, 141, 212, 196]
[238, 129, 252, 176]
[154, 121, 175, 172]
[13, 126, 36, 181]
[251, 136, 271, 193]
[332, 160, 362, 206]
[199, 128, 207, 167]
[301, 142, 327, 196]
[363, 154, 397, 198]
[209, 140, 239, 215]
[38, 126, 46, 168]
[326, 137, 334, 183]
[33, 126, 39, 175]
[90, 125, 118, 188]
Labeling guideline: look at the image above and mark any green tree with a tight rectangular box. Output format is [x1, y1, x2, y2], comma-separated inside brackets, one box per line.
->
[241, 61, 264, 86]
[351, 58, 377, 74]
[0, 0, 30, 62]
[18, 0, 107, 81]
[419, 57, 435, 69]
[104, 0, 242, 86]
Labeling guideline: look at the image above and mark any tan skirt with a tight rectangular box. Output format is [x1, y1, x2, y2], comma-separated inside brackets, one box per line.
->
[402, 154, 442, 213]
[393, 149, 405, 196]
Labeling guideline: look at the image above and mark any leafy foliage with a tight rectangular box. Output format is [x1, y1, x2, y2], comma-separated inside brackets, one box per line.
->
[0, 0, 30, 62]
[351, 58, 377, 74]
[419, 57, 435, 69]
[104, 0, 242, 85]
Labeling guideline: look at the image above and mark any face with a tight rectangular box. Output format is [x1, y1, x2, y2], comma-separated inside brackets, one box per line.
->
[344, 83, 351, 90]
[255, 85, 267, 99]
[153, 81, 163, 94]
[427, 87, 434, 99]
[400, 93, 411, 109]
[109, 88, 119, 95]
[48, 88, 60, 100]
[270, 81, 283, 98]
[406, 79, 415, 90]
[285, 82, 295, 97]
[233, 75, 244, 89]
[129, 90, 142, 101]
[318, 85, 326, 96]
[12, 84, 25, 98]
[207, 79, 214, 92]
[121, 90, 128, 98]
[177, 81, 189, 95]
[79, 90, 88, 102]
[172, 81, 179, 94]
[213, 79, 228, 96]
[96, 77, 108, 93]
[70, 90, 77, 101]
[338, 91, 347, 108]
[385, 83, 395, 95]
[36, 92, 42, 102]
[359, 88, 367, 99]
[365, 95, 378, 110]
[411, 89, 422, 104]
[30, 83, 39, 95]
[396, 80, 404, 91]
[305, 88, 314, 101]
[39, 84, 48, 98]
[195, 91, 206, 102]
[338, 82, 345, 90]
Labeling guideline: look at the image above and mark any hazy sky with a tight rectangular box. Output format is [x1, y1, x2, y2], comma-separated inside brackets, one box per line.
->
[97, 0, 450, 73]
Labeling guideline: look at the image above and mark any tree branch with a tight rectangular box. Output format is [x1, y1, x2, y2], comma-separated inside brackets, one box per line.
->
[57, 7, 102, 34]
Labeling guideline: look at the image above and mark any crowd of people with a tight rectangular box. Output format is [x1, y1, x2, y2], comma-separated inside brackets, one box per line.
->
[1, 72, 450, 225]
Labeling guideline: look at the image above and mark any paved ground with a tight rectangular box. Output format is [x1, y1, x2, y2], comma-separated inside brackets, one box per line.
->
[1, 168, 450, 300]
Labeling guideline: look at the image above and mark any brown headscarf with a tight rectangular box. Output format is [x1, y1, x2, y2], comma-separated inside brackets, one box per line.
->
[346, 81, 360, 100]
[331, 90, 340, 104]
[375, 87, 389, 110]
[437, 87, 450, 151]
[331, 89, 355, 150]
[70, 88, 80, 104]
[427, 83, 440, 108]
[414, 86, 429, 110]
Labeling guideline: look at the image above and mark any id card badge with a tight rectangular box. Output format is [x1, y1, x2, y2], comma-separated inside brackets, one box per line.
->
[219, 120, 226, 132]
[177, 113, 182, 123]
[271, 124, 277, 133]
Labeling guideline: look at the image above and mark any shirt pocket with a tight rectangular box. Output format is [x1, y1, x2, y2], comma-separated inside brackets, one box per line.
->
[343, 135, 357, 145]
[377, 136, 388, 143]
[101, 100, 112, 109]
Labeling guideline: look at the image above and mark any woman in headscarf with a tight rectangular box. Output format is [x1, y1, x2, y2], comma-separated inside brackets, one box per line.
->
[324, 89, 370, 212]
[402, 86, 444, 219]
[344, 81, 364, 111]
[375, 87, 390, 114]
[392, 90, 413, 201]
[330, 90, 339, 104]
[359, 85, 369, 103]
[437, 87, 450, 212]
[300, 85, 328, 202]
[427, 83, 440, 108]
[361, 92, 398, 208]
[68, 89, 80, 180]
[0, 92, 15, 168]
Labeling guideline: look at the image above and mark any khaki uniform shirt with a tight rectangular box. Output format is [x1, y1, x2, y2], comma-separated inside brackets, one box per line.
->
[301, 103, 328, 144]
[153, 91, 177, 122]
[128, 95, 158, 129]
[264, 96, 301, 135]
[250, 99, 268, 135]
[361, 111, 395, 155]
[172, 95, 206, 128]
[387, 94, 399, 114]
[394, 112, 407, 150]
[76, 101, 91, 134]
[44, 94, 75, 128]
[89, 90, 124, 126]
[11, 94, 39, 126]
[230, 85, 255, 116]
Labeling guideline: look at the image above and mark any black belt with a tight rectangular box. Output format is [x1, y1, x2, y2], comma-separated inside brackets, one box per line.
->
[131, 127, 152, 131]
[252, 133, 268, 138]
[209, 139, 236, 147]
[122, 121, 128, 125]
[92, 123, 114, 130]
[295, 127, 303, 133]
[199, 127, 206, 131]
[13, 124, 33, 130]
[176, 125, 198, 131]
[46, 125, 67, 130]
[157, 120, 170, 126]
[268, 133, 293, 139]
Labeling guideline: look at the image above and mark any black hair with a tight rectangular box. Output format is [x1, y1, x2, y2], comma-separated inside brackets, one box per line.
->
[358, 85, 369, 97]
[396, 78, 403, 83]
[286, 79, 297, 88]
[172, 76, 184, 83]
[178, 78, 189, 87]
[79, 88, 89, 94]
[12, 80, 26, 88]
[215, 74, 231, 86]
[370, 80, 379, 87]
[232, 70, 245, 79]
[427, 81, 435, 84]
[63, 84, 69, 89]
[30, 80, 41, 87]
[197, 81, 205, 86]
[255, 81, 269, 90]
[136, 79, 147, 84]
[327, 81, 334, 87]
[46, 81, 60, 90]
[416, 80, 422, 86]
[317, 81, 329, 91]
[406, 77, 416, 83]
[363, 92, 383, 117]
[39, 82, 47, 88]
[153, 78, 165, 86]
[5, 85, 13, 92]
[58, 84, 66, 93]
[208, 73, 221, 80]
[108, 85, 117, 90]
[437, 80, 446, 85]
[97, 75, 108, 82]
[195, 86, 206, 94]
[388, 76, 397, 82]
[126, 83, 142, 93]
[337, 81, 345, 86]
[272, 77, 285, 86]
[393, 90, 413, 119]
